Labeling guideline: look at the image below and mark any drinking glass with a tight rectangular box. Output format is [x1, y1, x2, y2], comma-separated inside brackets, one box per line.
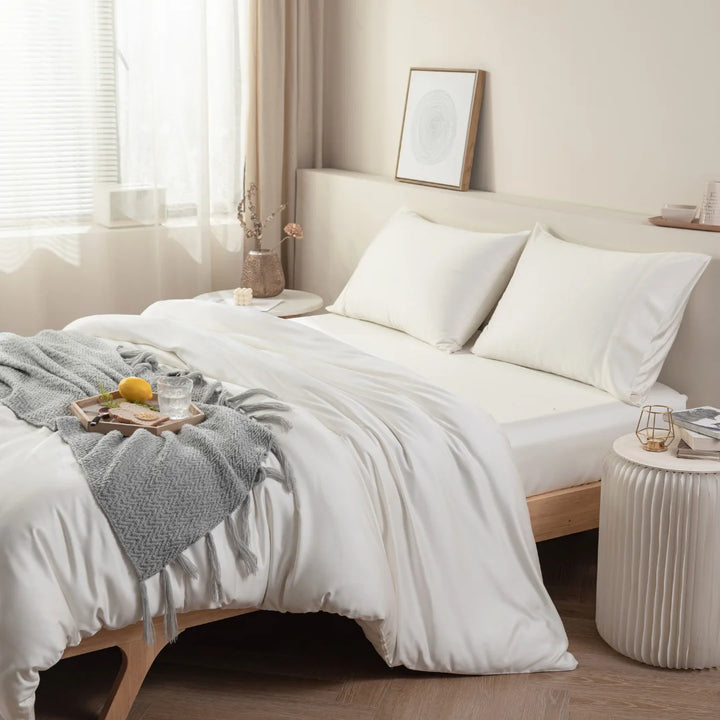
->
[699, 180, 720, 225]
[157, 376, 194, 419]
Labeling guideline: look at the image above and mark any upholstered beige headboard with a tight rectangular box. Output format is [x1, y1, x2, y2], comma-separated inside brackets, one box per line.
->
[296, 169, 720, 407]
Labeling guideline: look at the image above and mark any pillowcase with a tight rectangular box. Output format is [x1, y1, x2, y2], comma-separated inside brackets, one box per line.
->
[327, 209, 530, 352]
[472, 223, 711, 404]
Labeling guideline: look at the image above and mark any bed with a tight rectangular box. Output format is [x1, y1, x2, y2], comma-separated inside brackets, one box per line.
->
[1, 302, 578, 720]
[1, 172, 718, 720]
[294, 168, 720, 542]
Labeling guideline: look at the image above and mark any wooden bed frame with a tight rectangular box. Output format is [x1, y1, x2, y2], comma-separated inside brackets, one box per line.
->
[60, 481, 601, 720]
[61, 607, 256, 720]
[527, 480, 601, 542]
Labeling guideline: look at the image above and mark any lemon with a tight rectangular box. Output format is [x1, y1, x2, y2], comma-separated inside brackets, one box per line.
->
[118, 377, 153, 403]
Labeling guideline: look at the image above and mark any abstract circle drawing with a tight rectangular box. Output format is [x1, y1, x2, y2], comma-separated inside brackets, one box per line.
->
[410, 90, 457, 165]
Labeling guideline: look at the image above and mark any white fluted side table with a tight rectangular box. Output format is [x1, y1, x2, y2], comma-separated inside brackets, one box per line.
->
[596, 433, 720, 668]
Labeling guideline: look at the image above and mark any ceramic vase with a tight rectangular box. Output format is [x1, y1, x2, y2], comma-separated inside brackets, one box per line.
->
[241, 249, 285, 298]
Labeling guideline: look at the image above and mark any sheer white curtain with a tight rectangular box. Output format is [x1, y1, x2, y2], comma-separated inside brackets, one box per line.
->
[115, 0, 245, 224]
[0, 0, 246, 334]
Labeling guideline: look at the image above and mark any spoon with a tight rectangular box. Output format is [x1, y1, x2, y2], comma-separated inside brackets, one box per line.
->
[89, 406, 111, 427]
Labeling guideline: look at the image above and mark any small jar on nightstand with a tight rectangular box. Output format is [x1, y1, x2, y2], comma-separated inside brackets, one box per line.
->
[596, 433, 720, 669]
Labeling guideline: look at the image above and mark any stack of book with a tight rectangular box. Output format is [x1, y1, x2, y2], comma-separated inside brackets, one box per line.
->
[672, 406, 720, 461]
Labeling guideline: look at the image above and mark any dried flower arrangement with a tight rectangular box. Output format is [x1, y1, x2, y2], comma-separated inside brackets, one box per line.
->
[282, 222, 303, 243]
[237, 183, 303, 251]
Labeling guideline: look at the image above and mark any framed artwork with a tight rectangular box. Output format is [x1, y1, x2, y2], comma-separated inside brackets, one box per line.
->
[395, 68, 485, 191]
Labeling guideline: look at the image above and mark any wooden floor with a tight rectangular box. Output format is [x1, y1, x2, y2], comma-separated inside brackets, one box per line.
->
[36, 530, 719, 720]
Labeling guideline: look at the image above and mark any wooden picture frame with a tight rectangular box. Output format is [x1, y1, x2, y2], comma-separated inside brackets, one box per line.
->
[395, 68, 485, 191]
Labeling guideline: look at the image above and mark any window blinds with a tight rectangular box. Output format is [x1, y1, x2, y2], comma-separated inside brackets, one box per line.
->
[0, 0, 118, 227]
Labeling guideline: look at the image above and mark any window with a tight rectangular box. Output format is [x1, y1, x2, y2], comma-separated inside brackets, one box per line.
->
[0, 0, 118, 227]
[0, 0, 244, 230]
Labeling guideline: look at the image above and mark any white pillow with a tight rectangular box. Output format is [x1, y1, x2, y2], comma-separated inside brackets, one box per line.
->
[472, 224, 710, 404]
[327, 209, 529, 352]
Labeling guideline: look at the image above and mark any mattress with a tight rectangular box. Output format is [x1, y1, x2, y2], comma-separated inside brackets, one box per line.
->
[294, 314, 687, 496]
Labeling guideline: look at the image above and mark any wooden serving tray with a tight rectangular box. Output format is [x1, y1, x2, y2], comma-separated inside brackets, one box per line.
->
[649, 216, 720, 232]
[70, 391, 205, 436]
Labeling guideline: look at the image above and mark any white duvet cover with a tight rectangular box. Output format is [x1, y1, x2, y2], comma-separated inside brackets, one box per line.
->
[295, 313, 687, 496]
[0, 300, 575, 720]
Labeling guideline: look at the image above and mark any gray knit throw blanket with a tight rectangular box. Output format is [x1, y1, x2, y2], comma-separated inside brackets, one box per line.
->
[0, 330, 293, 643]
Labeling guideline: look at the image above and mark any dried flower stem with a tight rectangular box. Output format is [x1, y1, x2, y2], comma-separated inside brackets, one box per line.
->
[265, 222, 304, 251]
[236, 183, 287, 251]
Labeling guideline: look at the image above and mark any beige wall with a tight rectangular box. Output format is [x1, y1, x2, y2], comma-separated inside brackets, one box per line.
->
[322, 0, 720, 214]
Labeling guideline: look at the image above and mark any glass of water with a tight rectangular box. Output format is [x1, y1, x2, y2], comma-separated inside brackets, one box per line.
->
[157, 376, 194, 419]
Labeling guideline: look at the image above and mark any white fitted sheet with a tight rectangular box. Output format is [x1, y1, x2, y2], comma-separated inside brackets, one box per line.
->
[294, 314, 687, 496]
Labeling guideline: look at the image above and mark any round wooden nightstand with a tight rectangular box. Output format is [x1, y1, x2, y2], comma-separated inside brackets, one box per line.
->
[193, 288, 323, 318]
[596, 433, 720, 668]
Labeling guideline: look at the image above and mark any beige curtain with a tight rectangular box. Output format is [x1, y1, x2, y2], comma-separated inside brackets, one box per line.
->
[242, 0, 324, 286]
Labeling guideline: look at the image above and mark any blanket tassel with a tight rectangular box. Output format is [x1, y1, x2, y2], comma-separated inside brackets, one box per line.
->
[224, 497, 258, 576]
[270, 439, 294, 492]
[205, 532, 224, 604]
[139, 579, 155, 645]
[240, 401, 290, 415]
[252, 413, 292, 430]
[175, 553, 199, 579]
[264, 466, 287, 483]
[230, 388, 279, 404]
[160, 567, 179, 642]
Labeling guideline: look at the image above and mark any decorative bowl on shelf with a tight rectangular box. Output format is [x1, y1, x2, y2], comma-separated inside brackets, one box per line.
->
[661, 204, 697, 223]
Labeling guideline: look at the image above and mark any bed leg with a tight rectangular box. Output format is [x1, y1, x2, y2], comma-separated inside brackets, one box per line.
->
[60, 608, 256, 719]
[98, 636, 168, 720]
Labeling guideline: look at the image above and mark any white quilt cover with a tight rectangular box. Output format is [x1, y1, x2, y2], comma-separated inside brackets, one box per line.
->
[0, 300, 575, 720]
